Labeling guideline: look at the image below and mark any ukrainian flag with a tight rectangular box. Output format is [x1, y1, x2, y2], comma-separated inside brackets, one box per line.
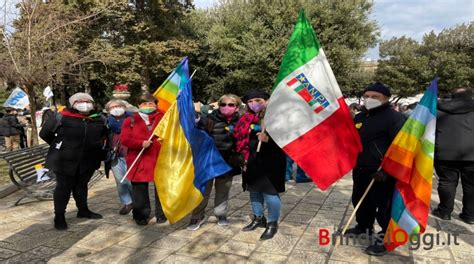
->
[153, 70, 231, 224]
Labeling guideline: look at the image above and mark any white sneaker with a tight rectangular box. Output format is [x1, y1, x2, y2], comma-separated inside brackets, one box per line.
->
[186, 216, 207, 231]
[217, 216, 230, 226]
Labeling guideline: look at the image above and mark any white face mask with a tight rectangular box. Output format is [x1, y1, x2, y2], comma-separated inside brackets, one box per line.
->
[110, 107, 125, 117]
[364, 98, 383, 110]
[74, 102, 93, 113]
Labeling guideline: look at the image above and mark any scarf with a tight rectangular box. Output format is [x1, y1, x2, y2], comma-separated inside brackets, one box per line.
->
[107, 112, 132, 134]
[233, 112, 259, 160]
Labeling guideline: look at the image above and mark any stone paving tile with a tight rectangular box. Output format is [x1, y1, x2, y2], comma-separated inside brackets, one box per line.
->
[370, 253, 413, 263]
[75, 230, 133, 251]
[329, 245, 370, 263]
[247, 252, 288, 263]
[412, 255, 457, 264]
[176, 232, 230, 259]
[232, 229, 264, 243]
[278, 222, 307, 237]
[283, 213, 315, 224]
[451, 249, 474, 263]
[206, 251, 248, 263]
[150, 235, 191, 250]
[294, 235, 331, 254]
[117, 230, 165, 249]
[217, 239, 257, 257]
[160, 253, 203, 264]
[84, 245, 136, 262]
[287, 250, 327, 263]
[0, 247, 20, 259]
[255, 234, 299, 255]
[48, 246, 98, 263]
[121, 247, 173, 263]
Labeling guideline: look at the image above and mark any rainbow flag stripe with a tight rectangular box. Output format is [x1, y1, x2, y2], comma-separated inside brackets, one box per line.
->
[153, 57, 189, 113]
[382, 78, 438, 251]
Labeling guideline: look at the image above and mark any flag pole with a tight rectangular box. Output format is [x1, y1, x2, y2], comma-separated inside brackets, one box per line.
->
[341, 178, 375, 235]
[256, 110, 266, 152]
[331, 178, 375, 251]
[119, 70, 197, 183]
[119, 133, 155, 183]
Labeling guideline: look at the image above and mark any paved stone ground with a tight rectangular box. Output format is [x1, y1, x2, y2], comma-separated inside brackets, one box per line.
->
[0, 174, 472, 263]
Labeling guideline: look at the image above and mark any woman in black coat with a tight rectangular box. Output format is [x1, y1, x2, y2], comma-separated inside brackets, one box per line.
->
[40, 93, 108, 230]
[234, 89, 286, 240]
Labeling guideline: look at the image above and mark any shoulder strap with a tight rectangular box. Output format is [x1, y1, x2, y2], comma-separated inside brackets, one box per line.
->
[206, 118, 215, 134]
[129, 115, 135, 128]
[52, 113, 63, 133]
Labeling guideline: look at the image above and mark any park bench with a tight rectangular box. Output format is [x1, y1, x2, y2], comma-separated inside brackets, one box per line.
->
[0, 144, 104, 206]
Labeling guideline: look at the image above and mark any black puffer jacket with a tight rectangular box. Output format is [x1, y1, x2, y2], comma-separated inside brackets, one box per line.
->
[435, 98, 474, 161]
[354, 104, 406, 168]
[198, 110, 241, 175]
[39, 109, 109, 176]
[0, 114, 24, 136]
[198, 110, 240, 156]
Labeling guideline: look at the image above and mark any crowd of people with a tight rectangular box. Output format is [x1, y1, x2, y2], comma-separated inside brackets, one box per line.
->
[1, 82, 471, 256]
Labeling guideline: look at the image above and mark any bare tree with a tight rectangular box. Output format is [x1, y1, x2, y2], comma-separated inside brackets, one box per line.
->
[0, 0, 116, 145]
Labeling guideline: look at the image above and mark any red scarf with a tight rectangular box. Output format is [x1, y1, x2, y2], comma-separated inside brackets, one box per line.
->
[233, 112, 259, 160]
[61, 110, 91, 119]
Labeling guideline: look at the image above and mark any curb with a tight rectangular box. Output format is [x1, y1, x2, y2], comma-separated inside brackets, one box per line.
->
[0, 183, 18, 199]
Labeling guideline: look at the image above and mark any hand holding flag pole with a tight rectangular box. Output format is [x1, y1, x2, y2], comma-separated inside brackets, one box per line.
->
[119, 69, 197, 183]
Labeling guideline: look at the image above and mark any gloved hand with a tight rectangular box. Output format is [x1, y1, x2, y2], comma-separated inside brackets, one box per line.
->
[371, 170, 389, 182]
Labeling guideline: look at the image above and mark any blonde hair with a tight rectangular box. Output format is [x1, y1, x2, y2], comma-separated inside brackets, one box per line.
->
[218, 94, 242, 107]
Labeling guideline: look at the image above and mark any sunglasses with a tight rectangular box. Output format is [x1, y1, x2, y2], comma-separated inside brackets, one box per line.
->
[219, 103, 236, 107]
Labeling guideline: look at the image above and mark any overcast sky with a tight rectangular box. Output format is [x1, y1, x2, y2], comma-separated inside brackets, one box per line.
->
[195, 0, 473, 59]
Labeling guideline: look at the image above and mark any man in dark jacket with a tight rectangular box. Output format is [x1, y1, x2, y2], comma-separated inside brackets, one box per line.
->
[40, 93, 108, 230]
[432, 87, 474, 225]
[1, 108, 25, 151]
[348, 83, 406, 256]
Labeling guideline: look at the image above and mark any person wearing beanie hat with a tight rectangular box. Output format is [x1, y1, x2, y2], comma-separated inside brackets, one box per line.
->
[40, 92, 108, 231]
[363, 82, 391, 97]
[234, 88, 286, 241]
[348, 82, 406, 256]
[68, 93, 95, 114]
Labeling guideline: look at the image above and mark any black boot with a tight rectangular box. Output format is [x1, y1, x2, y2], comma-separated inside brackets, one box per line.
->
[260, 221, 278, 240]
[77, 209, 103, 219]
[54, 214, 68, 230]
[242, 215, 267, 231]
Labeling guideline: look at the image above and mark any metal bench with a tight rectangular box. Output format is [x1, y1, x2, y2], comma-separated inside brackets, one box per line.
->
[0, 144, 104, 206]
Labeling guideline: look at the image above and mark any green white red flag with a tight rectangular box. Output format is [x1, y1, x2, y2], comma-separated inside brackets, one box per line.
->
[265, 10, 362, 190]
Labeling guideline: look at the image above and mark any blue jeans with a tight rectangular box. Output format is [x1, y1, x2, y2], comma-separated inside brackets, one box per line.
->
[285, 156, 309, 182]
[111, 157, 133, 205]
[249, 192, 281, 222]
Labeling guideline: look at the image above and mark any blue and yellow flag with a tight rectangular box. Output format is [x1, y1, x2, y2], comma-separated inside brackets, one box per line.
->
[153, 70, 231, 224]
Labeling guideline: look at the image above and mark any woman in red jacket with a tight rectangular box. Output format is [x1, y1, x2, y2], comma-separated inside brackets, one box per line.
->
[120, 94, 166, 226]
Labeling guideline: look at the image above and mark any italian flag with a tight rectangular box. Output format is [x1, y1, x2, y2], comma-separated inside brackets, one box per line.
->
[265, 10, 362, 190]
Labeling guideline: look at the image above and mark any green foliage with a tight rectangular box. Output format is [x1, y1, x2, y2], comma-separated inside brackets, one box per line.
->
[376, 23, 473, 97]
[188, 0, 378, 101]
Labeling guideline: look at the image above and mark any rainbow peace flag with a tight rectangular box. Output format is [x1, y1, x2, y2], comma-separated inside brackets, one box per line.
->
[382, 78, 438, 251]
[153, 68, 231, 224]
[153, 57, 189, 113]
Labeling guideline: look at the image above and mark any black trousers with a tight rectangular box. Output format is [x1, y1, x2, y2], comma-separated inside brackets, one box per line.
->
[54, 168, 94, 215]
[352, 167, 395, 233]
[435, 160, 474, 220]
[131, 182, 165, 221]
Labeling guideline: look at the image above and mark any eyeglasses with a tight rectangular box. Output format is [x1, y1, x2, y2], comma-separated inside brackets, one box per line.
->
[219, 103, 236, 107]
